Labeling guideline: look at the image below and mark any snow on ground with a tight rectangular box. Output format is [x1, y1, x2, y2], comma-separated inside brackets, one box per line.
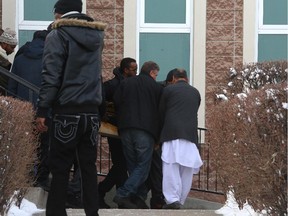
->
[6, 198, 45, 216]
[215, 191, 267, 216]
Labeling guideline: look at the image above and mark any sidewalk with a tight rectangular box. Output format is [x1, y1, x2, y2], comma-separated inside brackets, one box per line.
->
[26, 187, 223, 216]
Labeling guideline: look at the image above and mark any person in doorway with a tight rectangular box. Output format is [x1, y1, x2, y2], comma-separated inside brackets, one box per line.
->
[159, 68, 203, 209]
[113, 61, 163, 209]
[35, 0, 106, 215]
[98, 57, 137, 208]
[0, 28, 17, 95]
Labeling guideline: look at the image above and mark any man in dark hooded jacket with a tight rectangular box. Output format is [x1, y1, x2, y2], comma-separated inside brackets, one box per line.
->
[35, 0, 106, 215]
[9, 30, 48, 106]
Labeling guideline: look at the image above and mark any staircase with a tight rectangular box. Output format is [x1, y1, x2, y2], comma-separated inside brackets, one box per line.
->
[26, 187, 223, 216]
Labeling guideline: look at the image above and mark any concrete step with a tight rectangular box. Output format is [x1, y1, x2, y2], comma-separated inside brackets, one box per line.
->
[69, 209, 220, 216]
[25, 187, 223, 216]
[32, 208, 220, 216]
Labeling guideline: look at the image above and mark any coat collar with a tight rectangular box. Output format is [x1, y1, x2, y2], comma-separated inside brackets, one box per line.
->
[52, 15, 106, 31]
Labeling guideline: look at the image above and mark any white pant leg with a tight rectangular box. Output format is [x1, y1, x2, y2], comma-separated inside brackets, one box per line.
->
[162, 161, 181, 204]
[179, 165, 194, 205]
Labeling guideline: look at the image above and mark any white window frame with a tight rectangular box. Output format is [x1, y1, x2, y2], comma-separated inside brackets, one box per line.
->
[139, 0, 191, 31]
[137, 0, 194, 83]
[255, 0, 288, 60]
[17, 0, 87, 31]
[125, 0, 206, 129]
[17, 0, 54, 30]
[258, 0, 288, 34]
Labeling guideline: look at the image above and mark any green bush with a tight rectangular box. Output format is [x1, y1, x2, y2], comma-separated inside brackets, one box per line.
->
[0, 96, 38, 214]
[208, 61, 287, 215]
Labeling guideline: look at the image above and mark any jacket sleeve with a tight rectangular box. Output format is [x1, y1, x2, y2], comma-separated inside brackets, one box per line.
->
[103, 79, 114, 102]
[36, 30, 67, 117]
[158, 88, 166, 130]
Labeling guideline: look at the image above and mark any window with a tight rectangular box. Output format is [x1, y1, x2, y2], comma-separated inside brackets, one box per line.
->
[257, 0, 288, 62]
[138, 0, 192, 81]
[17, 0, 57, 47]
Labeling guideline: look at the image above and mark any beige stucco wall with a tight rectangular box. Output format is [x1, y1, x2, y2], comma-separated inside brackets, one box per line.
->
[2, 0, 16, 30]
[243, 0, 257, 63]
[2, 0, 16, 62]
[123, 0, 137, 59]
[193, 0, 207, 128]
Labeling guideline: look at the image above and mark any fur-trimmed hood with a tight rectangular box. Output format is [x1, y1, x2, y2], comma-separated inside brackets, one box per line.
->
[50, 14, 106, 51]
[52, 17, 106, 31]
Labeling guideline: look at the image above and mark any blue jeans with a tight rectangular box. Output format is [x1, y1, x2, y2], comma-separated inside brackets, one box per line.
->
[116, 129, 154, 199]
[46, 113, 100, 216]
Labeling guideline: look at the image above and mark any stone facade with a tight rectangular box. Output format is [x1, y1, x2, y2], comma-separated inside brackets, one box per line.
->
[86, 0, 124, 82]
[205, 0, 243, 126]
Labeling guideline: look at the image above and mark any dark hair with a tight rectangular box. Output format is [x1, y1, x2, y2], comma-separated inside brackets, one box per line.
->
[33, 30, 48, 40]
[119, 57, 136, 74]
[174, 68, 188, 79]
[140, 61, 160, 75]
[166, 68, 177, 83]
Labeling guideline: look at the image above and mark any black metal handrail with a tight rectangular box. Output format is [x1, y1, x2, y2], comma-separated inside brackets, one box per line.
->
[98, 127, 224, 195]
[0, 66, 223, 195]
[0, 66, 40, 103]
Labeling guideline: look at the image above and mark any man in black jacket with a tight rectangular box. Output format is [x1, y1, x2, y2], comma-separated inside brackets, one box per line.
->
[113, 61, 163, 209]
[159, 69, 203, 209]
[35, 0, 105, 215]
[98, 57, 137, 208]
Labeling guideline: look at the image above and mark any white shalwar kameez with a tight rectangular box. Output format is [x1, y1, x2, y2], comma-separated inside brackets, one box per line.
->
[161, 139, 203, 205]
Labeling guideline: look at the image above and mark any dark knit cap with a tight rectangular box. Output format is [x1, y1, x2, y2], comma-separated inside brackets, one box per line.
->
[54, 0, 82, 14]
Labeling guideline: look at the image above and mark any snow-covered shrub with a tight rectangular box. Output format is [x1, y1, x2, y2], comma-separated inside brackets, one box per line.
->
[208, 61, 287, 215]
[0, 96, 38, 215]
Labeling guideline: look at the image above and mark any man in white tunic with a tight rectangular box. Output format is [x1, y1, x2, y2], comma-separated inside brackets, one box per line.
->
[159, 68, 203, 209]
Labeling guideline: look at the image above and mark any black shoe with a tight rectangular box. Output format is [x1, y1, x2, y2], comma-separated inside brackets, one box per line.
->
[99, 197, 111, 209]
[162, 201, 181, 209]
[150, 196, 166, 209]
[131, 196, 149, 209]
[98, 182, 111, 209]
[113, 195, 138, 209]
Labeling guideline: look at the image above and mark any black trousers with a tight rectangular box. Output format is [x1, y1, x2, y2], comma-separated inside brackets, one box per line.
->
[98, 137, 127, 193]
[46, 114, 99, 216]
[36, 118, 51, 184]
[146, 147, 164, 200]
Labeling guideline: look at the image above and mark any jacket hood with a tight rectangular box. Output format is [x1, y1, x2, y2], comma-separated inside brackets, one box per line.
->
[52, 16, 106, 51]
[24, 38, 45, 59]
[113, 67, 125, 80]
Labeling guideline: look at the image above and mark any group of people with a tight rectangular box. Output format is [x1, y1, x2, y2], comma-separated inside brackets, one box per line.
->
[0, 0, 203, 215]
[103, 60, 203, 211]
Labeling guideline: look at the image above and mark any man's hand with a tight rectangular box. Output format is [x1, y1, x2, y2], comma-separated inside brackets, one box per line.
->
[36, 117, 48, 132]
